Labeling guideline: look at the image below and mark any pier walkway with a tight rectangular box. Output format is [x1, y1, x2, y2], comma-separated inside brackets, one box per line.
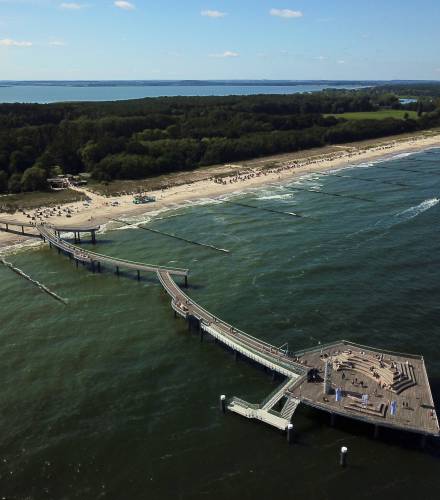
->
[37, 225, 189, 279]
[158, 269, 306, 428]
[2, 215, 438, 441]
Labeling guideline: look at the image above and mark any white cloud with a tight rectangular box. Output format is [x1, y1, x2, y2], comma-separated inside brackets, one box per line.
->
[60, 2, 84, 9]
[270, 8, 303, 19]
[201, 10, 226, 18]
[49, 40, 66, 46]
[337, 59, 346, 64]
[209, 50, 239, 58]
[0, 38, 32, 47]
[114, 1, 135, 10]
[315, 55, 328, 61]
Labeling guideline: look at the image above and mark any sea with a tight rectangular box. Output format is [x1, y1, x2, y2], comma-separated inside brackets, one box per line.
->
[0, 82, 365, 104]
[0, 148, 440, 499]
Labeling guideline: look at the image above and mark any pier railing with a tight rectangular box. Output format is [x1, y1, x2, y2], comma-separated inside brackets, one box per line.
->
[38, 225, 189, 277]
[293, 339, 423, 360]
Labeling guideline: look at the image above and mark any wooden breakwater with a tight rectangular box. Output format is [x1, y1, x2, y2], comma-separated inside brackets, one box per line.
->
[0, 258, 68, 305]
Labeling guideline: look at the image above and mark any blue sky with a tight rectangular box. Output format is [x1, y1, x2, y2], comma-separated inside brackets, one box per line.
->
[0, 0, 439, 80]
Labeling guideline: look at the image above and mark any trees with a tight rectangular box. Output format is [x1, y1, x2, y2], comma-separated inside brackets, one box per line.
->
[8, 174, 22, 193]
[0, 171, 8, 193]
[0, 85, 439, 189]
[21, 167, 47, 192]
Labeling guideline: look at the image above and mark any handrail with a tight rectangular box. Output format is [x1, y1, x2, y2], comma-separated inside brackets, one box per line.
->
[293, 339, 423, 360]
[38, 225, 189, 276]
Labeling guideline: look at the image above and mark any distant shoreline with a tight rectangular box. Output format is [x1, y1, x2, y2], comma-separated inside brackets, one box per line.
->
[1, 130, 439, 252]
[0, 79, 378, 87]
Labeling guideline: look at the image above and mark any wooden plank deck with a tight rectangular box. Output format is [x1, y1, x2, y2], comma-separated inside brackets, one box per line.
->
[288, 341, 439, 436]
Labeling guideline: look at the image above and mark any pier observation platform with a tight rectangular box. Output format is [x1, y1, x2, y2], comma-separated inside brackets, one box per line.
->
[289, 341, 439, 437]
[1, 216, 438, 441]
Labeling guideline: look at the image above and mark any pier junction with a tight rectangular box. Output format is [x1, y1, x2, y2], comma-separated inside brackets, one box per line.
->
[1, 217, 438, 444]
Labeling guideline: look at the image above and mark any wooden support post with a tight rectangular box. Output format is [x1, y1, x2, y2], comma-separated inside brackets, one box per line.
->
[74, 233, 77, 244]
[234, 350, 238, 362]
[330, 413, 336, 426]
[185, 275, 188, 288]
[137, 270, 140, 281]
[286, 423, 294, 444]
[75, 259, 79, 268]
[374, 425, 380, 439]
[91, 261, 95, 273]
[78, 232, 81, 243]
[220, 395, 226, 414]
[91, 231, 96, 244]
[421, 434, 427, 449]
[97, 262, 101, 273]
[200, 328, 204, 342]
[340, 447, 348, 467]
[116, 266, 119, 276]
[21, 226, 24, 234]
[6, 224, 8, 231]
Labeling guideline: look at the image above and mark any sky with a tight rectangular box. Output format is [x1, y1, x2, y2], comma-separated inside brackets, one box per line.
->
[0, 0, 439, 80]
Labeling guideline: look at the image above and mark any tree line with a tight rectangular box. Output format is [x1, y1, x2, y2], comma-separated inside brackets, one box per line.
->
[1, 85, 440, 193]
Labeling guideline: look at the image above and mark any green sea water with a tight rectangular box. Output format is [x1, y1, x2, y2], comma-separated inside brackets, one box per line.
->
[0, 149, 440, 499]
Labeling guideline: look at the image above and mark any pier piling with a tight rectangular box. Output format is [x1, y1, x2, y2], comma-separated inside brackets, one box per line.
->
[286, 423, 294, 444]
[374, 425, 380, 439]
[220, 395, 226, 414]
[340, 446, 348, 467]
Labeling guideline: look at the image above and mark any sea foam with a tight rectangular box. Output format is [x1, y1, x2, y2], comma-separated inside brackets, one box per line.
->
[396, 198, 439, 220]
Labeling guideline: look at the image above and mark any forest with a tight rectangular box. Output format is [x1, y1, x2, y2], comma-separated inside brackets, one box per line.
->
[1, 83, 440, 193]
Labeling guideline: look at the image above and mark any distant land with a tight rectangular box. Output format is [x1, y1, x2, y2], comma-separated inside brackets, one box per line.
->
[1, 79, 439, 88]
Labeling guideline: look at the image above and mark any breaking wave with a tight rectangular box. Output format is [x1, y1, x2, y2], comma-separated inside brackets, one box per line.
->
[396, 198, 439, 220]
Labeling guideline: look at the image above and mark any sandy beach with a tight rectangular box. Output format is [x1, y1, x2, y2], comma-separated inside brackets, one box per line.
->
[1, 131, 440, 252]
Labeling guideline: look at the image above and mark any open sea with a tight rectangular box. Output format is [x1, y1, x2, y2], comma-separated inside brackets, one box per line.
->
[0, 82, 363, 104]
[1, 149, 440, 499]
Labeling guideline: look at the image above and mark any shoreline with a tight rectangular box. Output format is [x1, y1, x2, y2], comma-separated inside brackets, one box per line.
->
[1, 131, 440, 252]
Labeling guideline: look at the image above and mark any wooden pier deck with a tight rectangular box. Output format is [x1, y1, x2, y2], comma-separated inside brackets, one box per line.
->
[2, 216, 438, 441]
[288, 341, 440, 437]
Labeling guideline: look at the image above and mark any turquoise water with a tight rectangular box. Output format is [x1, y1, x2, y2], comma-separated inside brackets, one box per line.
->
[0, 83, 362, 103]
[1, 149, 440, 499]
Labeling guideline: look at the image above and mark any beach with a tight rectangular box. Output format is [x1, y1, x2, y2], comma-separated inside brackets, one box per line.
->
[1, 131, 440, 251]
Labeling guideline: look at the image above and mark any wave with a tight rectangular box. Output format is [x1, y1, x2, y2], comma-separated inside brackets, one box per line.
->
[254, 193, 294, 201]
[0, 238, 44, 257]
[395, 198, 439, 220]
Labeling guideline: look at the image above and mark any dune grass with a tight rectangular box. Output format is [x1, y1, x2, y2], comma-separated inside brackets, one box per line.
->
[0, 189, 85, 213]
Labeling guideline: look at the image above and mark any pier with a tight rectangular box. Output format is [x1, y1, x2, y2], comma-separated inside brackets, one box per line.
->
[1, 216, 438, 443]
